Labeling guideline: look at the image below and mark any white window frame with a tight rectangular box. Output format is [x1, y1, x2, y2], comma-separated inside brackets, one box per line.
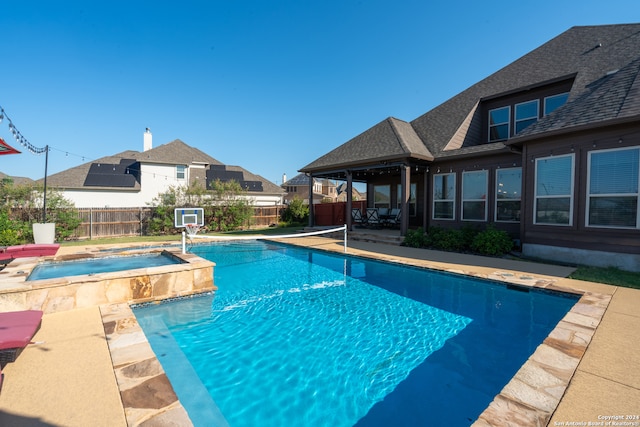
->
[534, 154, 575, 226]
[586, 147, 640, 229]
[488, 106, 510, 142]
[433, 173, 456, 220]
[495, 167, 522, 223]
[176, 165, 186, 180]
[461, 170, 488, 221]
[514, 100, 539, 135]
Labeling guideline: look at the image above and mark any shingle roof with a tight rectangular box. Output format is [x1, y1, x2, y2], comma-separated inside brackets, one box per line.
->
[302, 24, 640, 173]
[301, 117, 433, 172]
[42, 139, 283, 194]
[512, 56, 640, 140]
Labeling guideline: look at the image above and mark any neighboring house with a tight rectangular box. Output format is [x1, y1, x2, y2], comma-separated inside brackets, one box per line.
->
[0, 172, 34, 186]
[301, 24, 640, 271]
[282, 173, 338, 204]
[281, 173, 364, 204]
[42, 130, 285, 208]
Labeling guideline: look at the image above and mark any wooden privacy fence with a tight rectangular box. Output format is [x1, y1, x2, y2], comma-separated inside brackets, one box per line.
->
[313, 201, 367, 226]
[71, 206, 285, 239]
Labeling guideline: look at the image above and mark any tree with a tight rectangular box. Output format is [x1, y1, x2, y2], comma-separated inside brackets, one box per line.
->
[207, 179, 254, 231]
[0, 180, 81, 243]
[281, 196, 309, 225]
[147, 180, 254, 234]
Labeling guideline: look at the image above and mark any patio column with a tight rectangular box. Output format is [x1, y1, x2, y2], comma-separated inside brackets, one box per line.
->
[400, 164, 410, 235]
[346, 170, 353, 230]
[308, 174, 315, 227]
[423, 169, 429, 231]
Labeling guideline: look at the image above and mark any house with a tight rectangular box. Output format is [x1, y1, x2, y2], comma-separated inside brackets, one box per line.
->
[301, 24, 640, 271]
[282, 173, 365, 205]
[43, 129, 285, 208]
[282, 173, 338, 204]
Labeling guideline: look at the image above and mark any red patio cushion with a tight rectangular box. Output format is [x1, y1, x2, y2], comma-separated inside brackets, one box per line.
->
[0, 310, 43, 350]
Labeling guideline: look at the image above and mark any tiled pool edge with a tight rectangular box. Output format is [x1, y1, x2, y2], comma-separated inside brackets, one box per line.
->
[101, 303, 195, 427]
[0, 249, 215, 313]
[472, 291, 611, 426]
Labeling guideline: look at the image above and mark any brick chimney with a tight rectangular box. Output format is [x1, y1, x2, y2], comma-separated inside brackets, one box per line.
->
[143, 128, 152, 151]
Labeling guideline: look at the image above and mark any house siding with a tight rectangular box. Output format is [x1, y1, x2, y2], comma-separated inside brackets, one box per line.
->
[522, 122, 640, 257]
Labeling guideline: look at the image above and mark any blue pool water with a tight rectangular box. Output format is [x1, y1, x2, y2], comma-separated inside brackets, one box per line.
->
[134, 241, 578, 426]
[27, 252, 182, 281]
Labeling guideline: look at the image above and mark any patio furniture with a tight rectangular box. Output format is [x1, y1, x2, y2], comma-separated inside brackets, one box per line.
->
[0, 310, 43, 365]
[351, 208, 365, 227]
[0, 243, 60, 264]
[384, 208, 401, 227]
[365, 208, 382, 228]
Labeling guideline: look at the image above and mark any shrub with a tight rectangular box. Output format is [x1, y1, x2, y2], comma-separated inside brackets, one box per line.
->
[425, 226, 466, 252]
[471, 225, 514, 256]
[281, 197, 309, 225]
[402, 227, 427, 248]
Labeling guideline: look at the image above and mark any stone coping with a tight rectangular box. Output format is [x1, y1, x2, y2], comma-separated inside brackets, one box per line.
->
[0, 248, 215, 313]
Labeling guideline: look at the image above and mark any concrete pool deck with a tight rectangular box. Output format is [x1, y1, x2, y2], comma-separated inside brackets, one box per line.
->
[0, 237, 638, 426]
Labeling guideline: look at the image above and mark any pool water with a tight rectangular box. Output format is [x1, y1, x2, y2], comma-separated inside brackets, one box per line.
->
[27, 252, 182, 281]
[134, 241, 578, 426]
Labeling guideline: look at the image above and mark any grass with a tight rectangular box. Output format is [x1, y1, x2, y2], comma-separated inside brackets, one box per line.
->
[569, 266, 640, 290]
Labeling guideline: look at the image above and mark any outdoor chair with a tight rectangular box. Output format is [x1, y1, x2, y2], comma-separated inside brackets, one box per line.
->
[0, 310, 43, 365]
[351, 208, 365, 227]
[384, 208, 401, 227]
[365, 208, 382, 228]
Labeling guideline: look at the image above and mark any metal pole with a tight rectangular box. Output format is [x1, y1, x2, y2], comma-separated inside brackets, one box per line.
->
[344, 224, 347, 253]
[42, 145, 49, 222]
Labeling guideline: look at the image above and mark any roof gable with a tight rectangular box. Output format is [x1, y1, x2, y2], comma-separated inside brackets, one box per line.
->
[302, 117, 433, 172]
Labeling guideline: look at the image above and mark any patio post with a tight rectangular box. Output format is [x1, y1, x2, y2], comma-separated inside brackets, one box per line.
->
[307, 173, 314, 227]
[346, 170, 353, 230]
[400, 164, 410, 235]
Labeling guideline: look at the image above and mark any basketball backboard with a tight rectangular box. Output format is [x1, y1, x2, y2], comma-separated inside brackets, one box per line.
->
[174, 207, 204, 227]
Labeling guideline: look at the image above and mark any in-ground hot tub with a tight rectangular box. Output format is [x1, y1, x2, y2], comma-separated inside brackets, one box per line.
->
[27, 252, 185, 281]
[0, 248, 216, 313]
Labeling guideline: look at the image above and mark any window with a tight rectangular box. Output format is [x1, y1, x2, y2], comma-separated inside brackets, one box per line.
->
[488, 107, 510, 142]
[587, 148, 639, 228]
[544, 93, 569, 116]
[534, 154, 574, 225]
[176, 165, 186, 180]
[495, 168, 521, 222]
[373, 185, 390, 209]
[397, 183, 417, 216]
[462, 171, 487, 221]
[433, 173, 455, 219]
[514, 100, 539, 134]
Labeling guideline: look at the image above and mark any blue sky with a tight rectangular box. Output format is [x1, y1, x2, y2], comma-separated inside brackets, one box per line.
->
[1, 1, 638, 186]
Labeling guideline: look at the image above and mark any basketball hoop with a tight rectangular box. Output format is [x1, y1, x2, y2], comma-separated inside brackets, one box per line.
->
[184, 223, 201, 237]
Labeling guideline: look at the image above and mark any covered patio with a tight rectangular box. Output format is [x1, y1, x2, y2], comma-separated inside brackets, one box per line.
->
[300, 117, 434, 236]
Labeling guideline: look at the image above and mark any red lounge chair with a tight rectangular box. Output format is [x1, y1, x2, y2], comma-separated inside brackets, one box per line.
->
[0, 310, 43, 364]
[0, 244, 60, 264]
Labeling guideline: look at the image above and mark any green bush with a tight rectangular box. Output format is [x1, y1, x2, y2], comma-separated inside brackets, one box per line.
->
[425, 226, 466, 252]
[402, 227, 427, 248]
[281, 197, 309, 225]
[471, 225, 514, 256]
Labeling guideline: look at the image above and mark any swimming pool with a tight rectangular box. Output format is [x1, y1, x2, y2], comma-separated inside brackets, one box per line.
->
[134, 241, 578, 426]
[27, 252, 184, 281]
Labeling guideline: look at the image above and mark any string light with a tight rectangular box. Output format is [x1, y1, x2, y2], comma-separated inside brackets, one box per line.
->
[0, 105, 47, 155]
